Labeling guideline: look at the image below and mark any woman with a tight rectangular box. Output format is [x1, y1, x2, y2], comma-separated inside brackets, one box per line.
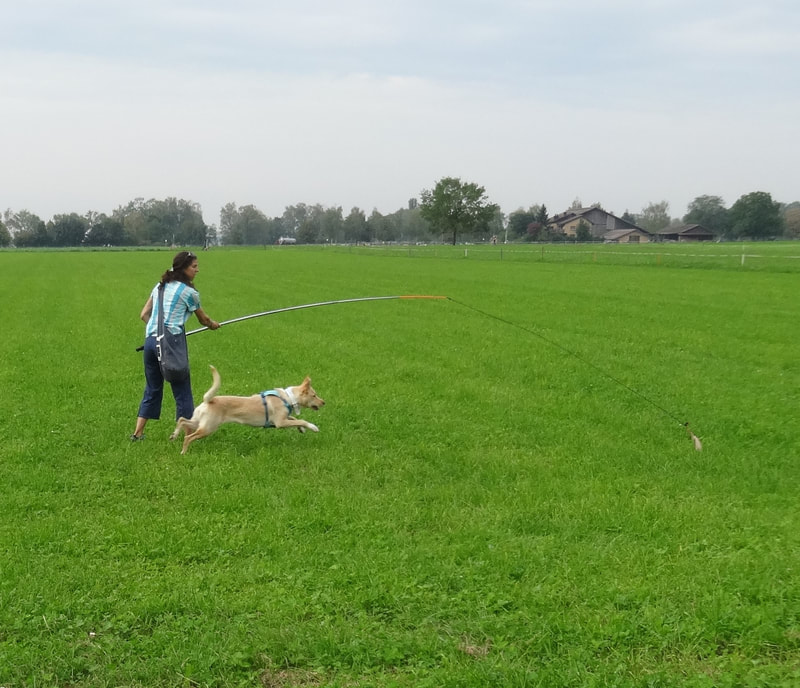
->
[131, 251, 220, 441]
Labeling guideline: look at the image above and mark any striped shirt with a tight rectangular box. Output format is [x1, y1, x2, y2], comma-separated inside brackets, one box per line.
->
[145, 281, 201, 337]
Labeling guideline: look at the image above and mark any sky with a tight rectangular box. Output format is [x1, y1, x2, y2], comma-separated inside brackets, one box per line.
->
[2, 0, 798, 226]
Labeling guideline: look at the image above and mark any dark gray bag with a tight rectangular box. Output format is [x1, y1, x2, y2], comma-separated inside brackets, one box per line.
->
[156, 284, 190, 382]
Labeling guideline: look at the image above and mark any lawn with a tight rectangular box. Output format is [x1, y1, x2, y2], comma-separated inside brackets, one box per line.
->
[1, 246, 798, 686]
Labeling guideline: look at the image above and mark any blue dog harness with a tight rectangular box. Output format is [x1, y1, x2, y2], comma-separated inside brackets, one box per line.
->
[260, 389, 296, 428]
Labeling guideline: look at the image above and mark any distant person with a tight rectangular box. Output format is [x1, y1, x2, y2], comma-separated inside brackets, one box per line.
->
[130, 251, 220, 441]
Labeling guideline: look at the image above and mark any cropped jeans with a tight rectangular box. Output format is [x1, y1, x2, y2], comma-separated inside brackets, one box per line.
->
[137, 335, 194, 421]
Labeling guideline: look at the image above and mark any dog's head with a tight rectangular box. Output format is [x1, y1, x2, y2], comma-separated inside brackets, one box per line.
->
[298, 376, 325, 411]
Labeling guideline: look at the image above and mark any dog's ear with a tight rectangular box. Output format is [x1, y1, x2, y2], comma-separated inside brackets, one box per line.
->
[301, 376, 311, 388]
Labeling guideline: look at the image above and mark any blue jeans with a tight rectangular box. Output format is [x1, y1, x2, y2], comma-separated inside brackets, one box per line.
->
[137, 336, 195, 421]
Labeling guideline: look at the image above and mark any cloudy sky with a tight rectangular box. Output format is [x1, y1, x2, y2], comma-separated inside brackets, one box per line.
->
[2, 0, 798, 225]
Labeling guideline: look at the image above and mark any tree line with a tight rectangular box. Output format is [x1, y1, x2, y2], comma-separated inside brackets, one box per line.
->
[217, 201, 437, 246]
[1, 181, 797, 248]
[0, 197, 439, 248]
[0, 198, 208, 249]
[629, 193, 797, 240]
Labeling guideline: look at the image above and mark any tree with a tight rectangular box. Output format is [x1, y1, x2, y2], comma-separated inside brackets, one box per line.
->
[296, 218, 319, 244]
[637, 201, 671, 232]
[219, 203, 239, 244]
[240, 205, 270, 245]
[343, 207, 369, 243]
[153, 197, 206, 245]
[281, 203, 309, 238]
[318, 205, 343, 243]
[111, 197, 206, 246]
[526, 222, 545, 242]
[113, 198, 148, 245]
[507, 208, 538, 240]
[367, 209, 394, 243]
[507, 205, 559, 241]
[84, 214, 125, 246]
[389, 206, 431, 243]
[218, 204, 275, 245]
[575, 220, 592, 242]
[219, 203, 273, 245]
[487, 208, 506, 242]
[286, 204, 342, 244]
[729, 191, 784, 239]
[0, 219, 10, 247]
[263, 217, 284, 245]
[380, 213, 401, 242]
[8, 210, 49, 247]
[683, 195, 730, 237]
[420, 177, 499, 245]
[49, 213, 88, 246]
[205, 224, 219, 247]
[784, 203, 800, 239]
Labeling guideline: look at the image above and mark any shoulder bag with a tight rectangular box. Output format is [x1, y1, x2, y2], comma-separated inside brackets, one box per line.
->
[156, 283, 190, 382]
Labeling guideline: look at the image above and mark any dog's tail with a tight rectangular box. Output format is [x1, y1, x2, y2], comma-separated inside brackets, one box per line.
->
[203, 365, 222, 403]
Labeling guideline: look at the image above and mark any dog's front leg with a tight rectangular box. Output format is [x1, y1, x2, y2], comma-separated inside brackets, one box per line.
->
[272, 417, 319, 433]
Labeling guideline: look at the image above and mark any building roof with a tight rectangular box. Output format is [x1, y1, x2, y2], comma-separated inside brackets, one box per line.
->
[603, 228, 649, 241]
[657, 224, 713, 236]
[549, 207, 644, 232]
[549, 207, 595, 224]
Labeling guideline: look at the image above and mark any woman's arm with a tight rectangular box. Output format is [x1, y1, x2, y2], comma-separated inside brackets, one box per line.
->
[140, 296, 153, 323]
[195, 307, 220, 330]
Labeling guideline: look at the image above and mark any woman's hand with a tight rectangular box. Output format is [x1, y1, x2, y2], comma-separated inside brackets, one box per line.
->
[195, 307, 220, 330]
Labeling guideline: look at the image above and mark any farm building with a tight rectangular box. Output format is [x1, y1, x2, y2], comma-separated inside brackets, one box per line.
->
[603, 228, 653, 243]
[549, 207, 645, 239]
[656, 224, 714, 242]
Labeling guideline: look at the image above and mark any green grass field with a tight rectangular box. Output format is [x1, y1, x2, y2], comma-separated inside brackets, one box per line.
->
[1, 245, 799, 686]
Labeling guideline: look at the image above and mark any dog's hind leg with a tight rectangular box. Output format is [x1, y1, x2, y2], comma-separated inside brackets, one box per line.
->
[180, 426, 213, 454]
[170, 417, 195, 442]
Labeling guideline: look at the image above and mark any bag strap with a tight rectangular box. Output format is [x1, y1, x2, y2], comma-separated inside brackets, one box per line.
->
[157, 282, 188, 343]
[156, 283, 166, 342]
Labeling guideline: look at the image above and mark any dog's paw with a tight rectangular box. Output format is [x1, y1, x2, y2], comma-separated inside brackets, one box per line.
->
[297, 426, 306, 434]
[307, 423, 319, 433]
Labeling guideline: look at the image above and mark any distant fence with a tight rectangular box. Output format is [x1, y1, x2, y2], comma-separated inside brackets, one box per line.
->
[321, 243, 800, 273]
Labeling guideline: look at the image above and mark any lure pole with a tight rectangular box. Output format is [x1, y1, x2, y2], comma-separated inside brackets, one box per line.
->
[135, 295, 446, 350]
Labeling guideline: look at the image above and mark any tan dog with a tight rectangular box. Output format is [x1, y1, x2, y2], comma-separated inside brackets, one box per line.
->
[170, 365, 325, 454]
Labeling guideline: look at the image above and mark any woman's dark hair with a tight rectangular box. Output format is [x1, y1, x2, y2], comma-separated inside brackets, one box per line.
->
[159, 251, 197, 287]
